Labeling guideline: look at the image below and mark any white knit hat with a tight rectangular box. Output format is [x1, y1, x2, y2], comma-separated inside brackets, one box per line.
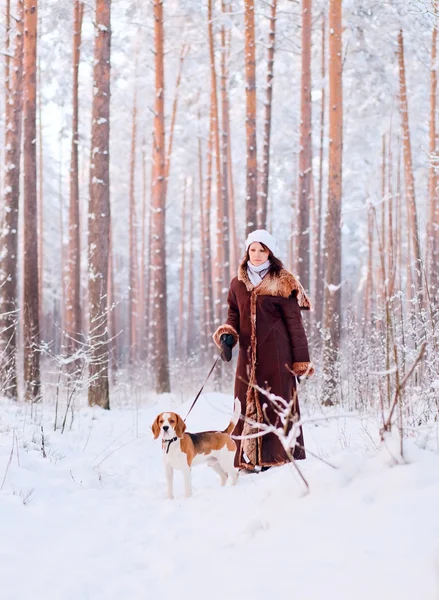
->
[245, 229, 277, 255]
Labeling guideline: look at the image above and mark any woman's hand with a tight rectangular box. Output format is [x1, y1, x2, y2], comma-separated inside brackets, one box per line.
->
[220, 333, 235, 362]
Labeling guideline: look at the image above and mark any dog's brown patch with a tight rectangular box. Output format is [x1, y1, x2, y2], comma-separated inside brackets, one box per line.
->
[179, 432, 237, 466]
[174, 414, 186, 438]
[151, 415, 161, 439]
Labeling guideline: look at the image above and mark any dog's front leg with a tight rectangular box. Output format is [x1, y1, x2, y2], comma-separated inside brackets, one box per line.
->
[182, 466, 192, 498]
[165, 463, 174, 500]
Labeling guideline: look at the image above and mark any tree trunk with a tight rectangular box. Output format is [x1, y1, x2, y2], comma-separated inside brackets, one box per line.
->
[107, 223, 118, 378]
[65, 0, 84, 366]
[128, 78, 138, 364]
[290, 153, 299, 273]
[186, 183, 195, 357]
[150, 0, 170, 393]
[37, 57, 44, 333]
[207, 0, 225, 328]
[321, 0, 343, 406]
[397, 30, 423, 297]
[220, 0, 230, 286]
[298, 0, 313, 291]
[178, 179, 187, 358]
[315, 14, 326, 325]
[146, 143, 154, 360]
[387, 137, 395, 297]
[22, 0, 40, 402]
[198, 109, 213, 355]
[377, 134, 386, 315]
[244, 0, 258, 235]
[0, 0, 24, 398]
[258, 0, 277, 231]
[138, 140, 148, 359]
[364, 206, 374, 323]
[2, 0, 11, 224]
[164, 44, 187, 199]
[220, 16, 239, 276]
[203, 108, 215, 353]
[88, 0, 111, 409]
[428, 25, 439, 299]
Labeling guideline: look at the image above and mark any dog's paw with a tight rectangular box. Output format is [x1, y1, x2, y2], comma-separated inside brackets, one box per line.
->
[166, 494, 174, 500]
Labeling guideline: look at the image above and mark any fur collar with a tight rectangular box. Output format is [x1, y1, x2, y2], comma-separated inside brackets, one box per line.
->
[237, 260, 311, 309]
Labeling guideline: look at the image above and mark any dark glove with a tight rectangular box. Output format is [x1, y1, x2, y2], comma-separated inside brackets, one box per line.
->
[220, 333, 234, 362]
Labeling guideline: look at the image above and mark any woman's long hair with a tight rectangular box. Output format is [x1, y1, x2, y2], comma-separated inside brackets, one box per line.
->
[244, 242, 284, 275]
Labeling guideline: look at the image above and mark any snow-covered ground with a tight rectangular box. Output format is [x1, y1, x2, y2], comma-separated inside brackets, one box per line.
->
[1, 391, 439, 600]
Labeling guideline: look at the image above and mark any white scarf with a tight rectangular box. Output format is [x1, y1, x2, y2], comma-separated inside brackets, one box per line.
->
[247, 259, 271, 287]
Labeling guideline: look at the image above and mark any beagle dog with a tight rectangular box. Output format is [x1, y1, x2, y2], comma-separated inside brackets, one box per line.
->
[152, 398, 240, 499]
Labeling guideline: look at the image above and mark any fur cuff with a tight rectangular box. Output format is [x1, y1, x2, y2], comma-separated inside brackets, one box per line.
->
[213, 324, 239, 349]
[292, 362, 314, 377]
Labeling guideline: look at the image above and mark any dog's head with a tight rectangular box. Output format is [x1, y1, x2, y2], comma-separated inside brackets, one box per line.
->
[152, 412, 186, 440]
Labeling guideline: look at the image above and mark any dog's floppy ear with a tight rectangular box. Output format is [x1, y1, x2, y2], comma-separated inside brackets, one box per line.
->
[174, 414, 186, 438]
[151, 415, 161, 439]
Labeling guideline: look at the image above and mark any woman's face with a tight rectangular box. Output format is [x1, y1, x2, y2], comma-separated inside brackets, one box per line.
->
[248, 242, 270, 266]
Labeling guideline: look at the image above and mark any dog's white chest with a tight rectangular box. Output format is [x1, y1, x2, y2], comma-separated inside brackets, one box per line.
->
[162, 439, 189, 470]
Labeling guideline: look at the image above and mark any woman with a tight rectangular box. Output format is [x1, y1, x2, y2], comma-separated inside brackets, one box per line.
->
[213, 229, 313, 472]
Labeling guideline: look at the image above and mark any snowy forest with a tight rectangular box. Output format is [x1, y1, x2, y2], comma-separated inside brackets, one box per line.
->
[1, 0, 439, 598]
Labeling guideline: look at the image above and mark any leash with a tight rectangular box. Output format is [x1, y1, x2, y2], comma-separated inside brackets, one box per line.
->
[162, 437, 178, 454]
[183, 355, 221, 422]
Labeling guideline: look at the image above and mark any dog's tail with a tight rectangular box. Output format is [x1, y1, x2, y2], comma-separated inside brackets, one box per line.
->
[223, 397, 241, 435]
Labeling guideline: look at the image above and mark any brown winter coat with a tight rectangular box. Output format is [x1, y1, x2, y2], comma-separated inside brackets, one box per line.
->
[213, 261, 313, 470]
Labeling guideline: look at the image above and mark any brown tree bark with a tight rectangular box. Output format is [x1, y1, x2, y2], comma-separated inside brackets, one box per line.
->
[138, 140, 148, 359]
[321, 0, 343, 406]
[227, 130, 239, 277]
[428, 25, 439, 298]
[220, 0, 230, 285]
[107, 223, 118, 378]
[202, 109, 215, 352]
[178, 179, 188, 358]
[128, 77, 139, 364]
[198, 109, 214, 355]
[364, 206, 374, 323]
[397, 30, 423, 297]
[220, 16, 238, 277]
[1, 0, 11, 210]
[146, 143, 155, 360]
[387, 138, 395, 297]
[5, 0, 11, 127]
[150, 0, 170, 393]
[22, 0, 41, 402]
[88, 0, 111, 409]
[0, 0, 24, 398]
[314, 13, 326, 325]
[186, 183, 195, 357]
[298, 0, 313, 291]
[244, 0, 258, 235]
[37, 57, 44, 332]
[258, 0, 277, 231]
[291, 153, 300, 273]
[164, 44, 188, 199]
[65, 0, 84, 365]
[207, 0, 225, 328]
[377, 135, 386, 314]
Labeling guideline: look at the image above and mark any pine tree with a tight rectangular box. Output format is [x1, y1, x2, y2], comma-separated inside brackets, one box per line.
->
[0, 0, 24, 398]
[244, 0, 258, 235]
[65, 0, 84, 367]
[88, 0, 112, 409]
[321, 0, 343, 406]
[150, 0, 170, 393]
[298, 0, 313, 291]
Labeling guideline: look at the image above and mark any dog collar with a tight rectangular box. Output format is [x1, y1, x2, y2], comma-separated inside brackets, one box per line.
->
[162, 436, 178, 454]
